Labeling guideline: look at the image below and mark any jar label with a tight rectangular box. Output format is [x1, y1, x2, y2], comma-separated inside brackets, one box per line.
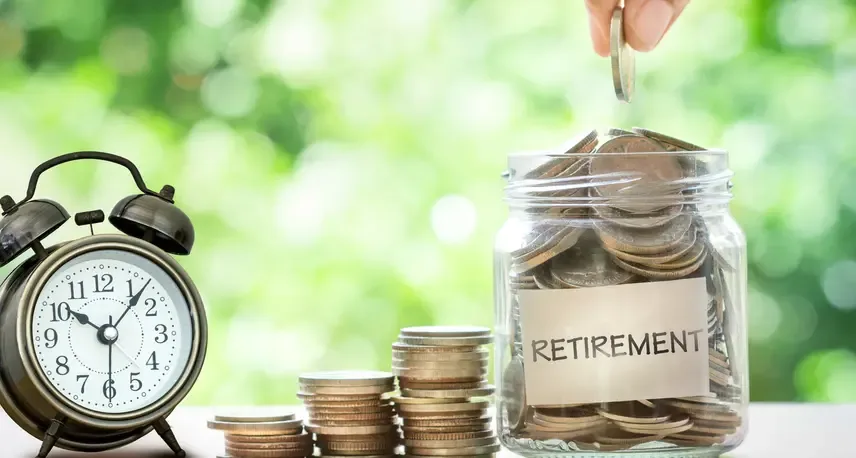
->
[518, 277, 709, 405]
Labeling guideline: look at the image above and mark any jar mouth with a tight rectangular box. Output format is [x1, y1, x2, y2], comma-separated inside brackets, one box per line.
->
[503, 148, 733, 211]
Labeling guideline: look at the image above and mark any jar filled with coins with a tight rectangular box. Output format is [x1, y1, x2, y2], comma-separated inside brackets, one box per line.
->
[494, 128, 747, 457]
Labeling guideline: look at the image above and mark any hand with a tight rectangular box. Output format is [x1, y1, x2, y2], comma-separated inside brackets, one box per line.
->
[69, 309, 100, 331]
[115, 278, 151, 328]
[107, 315, 114, 401]
[585, 0, 689, 56]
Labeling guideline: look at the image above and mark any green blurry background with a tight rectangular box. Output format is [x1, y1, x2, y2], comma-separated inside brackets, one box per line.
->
[0, 0, 853, 405]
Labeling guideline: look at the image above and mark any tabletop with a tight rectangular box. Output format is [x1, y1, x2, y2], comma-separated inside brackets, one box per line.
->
[1, 403, 853, 458]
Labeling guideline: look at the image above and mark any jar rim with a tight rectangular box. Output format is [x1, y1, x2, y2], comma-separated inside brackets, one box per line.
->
[507, 148, 729, 160]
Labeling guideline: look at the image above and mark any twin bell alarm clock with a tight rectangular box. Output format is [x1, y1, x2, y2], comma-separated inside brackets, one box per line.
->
[0, 152, 207, 457]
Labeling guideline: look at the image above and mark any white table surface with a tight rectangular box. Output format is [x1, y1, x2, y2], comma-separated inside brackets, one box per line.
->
[1, 403, 852, 457]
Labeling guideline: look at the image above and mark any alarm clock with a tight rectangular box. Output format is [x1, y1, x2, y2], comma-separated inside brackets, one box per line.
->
[0, 152, 207, 457]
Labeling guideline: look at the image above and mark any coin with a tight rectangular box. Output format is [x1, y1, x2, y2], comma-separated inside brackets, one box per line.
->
[300, 371, 394, 387]
[404, 444, 500, 456]
[632, 127, 705, 152]
[392, 396, 465, 405]
[300, 384, 394, 396]
[400, 386, 495, 399]
[400, 326, 491, 338]
[610, 251, 706, 280]
[304, 423, 397, 435]
[403, 437, 498, 448]
[309, 412, 395, 422]
[403, 424, 491, 433]
[596, 402, 671, 424]
[224, 439, 311, 450]
[224, 447, 312, 458]
[225, 433, 312, 444]
[396, 401, 489, 413]
[402, 430, 494, 441]
[594, 203, 683, 229]
[603, 228, 696, 265]
[402, 415, 491, 427]
[596, 214, 693, 255]
[308, 405, 393, 415]
[399, 381, 486, 391]
[610, 7, 634, 102]
[393, 368, 486, 380]
[214, 411, 297, 423]
[392, 343, 480, 353]
[549, 242, 635, 287]
[397, 335, 493, 347]
[511, 226, 585, 273]
[207, 419, 304, 435]
[500, 357, 526, 432]
[393, 359, 488, 370]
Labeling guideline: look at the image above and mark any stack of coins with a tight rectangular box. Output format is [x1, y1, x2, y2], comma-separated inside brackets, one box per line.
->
[298, 371, 400, 457]
[207, 411, 312, 458]
[392, 326, 500, 458]
[501, 127, 744, 451]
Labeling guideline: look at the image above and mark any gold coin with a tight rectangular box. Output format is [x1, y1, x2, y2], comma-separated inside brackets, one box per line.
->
[309, 407, 393, 417]
[225, 433, 312, 444]
[400, 326, 491, 338]
[392, 343, 479, 353]
[400, 386, 495, 399]
[299, 371, 394, 387]
[300, 384, 394, 396]
[207, 419, 304, 435]
[392, 349, 488, 362]
[396, 401, 489, 413]
[396, 335, 493, 347]
[317, 449, 397, 457]
[403, 437, 497, 448]
[315, 433, 400, 443]
[402, 430, 493, 441]
[214, 411, 297, 423]
[404, 444, 500, 456]
[398, 410, 488, 420]
[224, 446, 312, 457]
[304, 423, 396, 435]
[309, 418, 395, 427]
[403, 424, 491, 433]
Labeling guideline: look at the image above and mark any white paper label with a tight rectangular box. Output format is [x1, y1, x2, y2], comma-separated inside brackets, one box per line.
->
[519, 277, 709, 405]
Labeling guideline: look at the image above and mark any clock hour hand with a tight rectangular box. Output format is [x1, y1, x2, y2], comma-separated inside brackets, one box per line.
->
[69, 310, 100, 331]
[115, 278, 152, 327]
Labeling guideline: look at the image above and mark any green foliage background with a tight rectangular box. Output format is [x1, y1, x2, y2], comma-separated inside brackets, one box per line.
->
[0, 0, 855, 405]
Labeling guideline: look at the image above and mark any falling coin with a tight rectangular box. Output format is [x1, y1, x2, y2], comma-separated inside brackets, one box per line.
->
[610, 7, 635, 102]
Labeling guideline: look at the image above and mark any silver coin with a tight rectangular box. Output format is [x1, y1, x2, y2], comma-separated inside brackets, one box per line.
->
[501, 357, 526, 433]
[594, 204, 683, 229]
[549, 241, 635, 288]
[511, 226, 585, 274]
[632, 127, 706, 152]
[610, 7, 635, 102]
[595, 214, 693, 255]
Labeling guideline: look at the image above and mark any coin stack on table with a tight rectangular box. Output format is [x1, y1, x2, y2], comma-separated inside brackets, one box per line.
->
[299, 371, 400, 458]
[392, 326, 500, 458]
[207, 411, 313, 458]
[502, 128, 743, 450]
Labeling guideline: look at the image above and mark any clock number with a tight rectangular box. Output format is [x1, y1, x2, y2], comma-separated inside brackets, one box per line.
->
[146, 351, 159, 371]
[102, 379, 117, 400]
[126, 279, 134, 297]
[49, 302, 71, 322]
[130, 372, 142, 392]
[76, 375, 89, 394]
[145, 298, 157, 317]
[44, 328, 58, 348]
[154, 324, 168, 343]
[93, 274, 114, 293]
[56, 356, 69, 376]
[67, 281, 86, 300]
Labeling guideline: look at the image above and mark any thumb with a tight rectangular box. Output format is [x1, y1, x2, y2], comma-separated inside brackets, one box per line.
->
[624, 0, 688, 52]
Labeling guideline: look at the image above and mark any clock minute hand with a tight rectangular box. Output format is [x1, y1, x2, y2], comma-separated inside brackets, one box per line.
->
[114, 278, 152, 327]
[69, 310, 100, 331]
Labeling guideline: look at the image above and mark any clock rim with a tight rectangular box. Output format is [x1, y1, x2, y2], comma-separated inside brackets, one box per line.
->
[16, 234, 207, 430]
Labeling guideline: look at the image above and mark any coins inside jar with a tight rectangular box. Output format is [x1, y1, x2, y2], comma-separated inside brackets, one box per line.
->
[501, 127, 743, 453]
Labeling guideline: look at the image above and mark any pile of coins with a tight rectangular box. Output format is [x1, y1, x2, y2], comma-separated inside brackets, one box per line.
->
[298, 371, 400, 457]
[392, 326, 500, 458]
[501, 127, 743, 451]
[207, 411, 312, 458]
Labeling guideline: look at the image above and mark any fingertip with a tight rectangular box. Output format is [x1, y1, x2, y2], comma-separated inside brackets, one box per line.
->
[624, 0, 675, 52]
[588, 14, 611, 57]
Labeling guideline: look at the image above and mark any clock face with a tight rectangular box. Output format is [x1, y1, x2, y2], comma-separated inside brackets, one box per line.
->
[30, 249, 194, 415]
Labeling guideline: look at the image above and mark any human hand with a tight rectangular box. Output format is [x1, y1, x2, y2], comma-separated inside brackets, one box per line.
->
[585, 0, 689, 56]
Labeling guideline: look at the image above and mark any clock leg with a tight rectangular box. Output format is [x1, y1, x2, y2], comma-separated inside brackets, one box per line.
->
[153, 416, 186, 457]
[36, 417, 66, 458]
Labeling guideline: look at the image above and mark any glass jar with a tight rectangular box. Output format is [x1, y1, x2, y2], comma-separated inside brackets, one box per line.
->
[493, 128, 747, 457]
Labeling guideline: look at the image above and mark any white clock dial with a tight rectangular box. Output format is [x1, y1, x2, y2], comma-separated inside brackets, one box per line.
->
[31, 249, 194, 414]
